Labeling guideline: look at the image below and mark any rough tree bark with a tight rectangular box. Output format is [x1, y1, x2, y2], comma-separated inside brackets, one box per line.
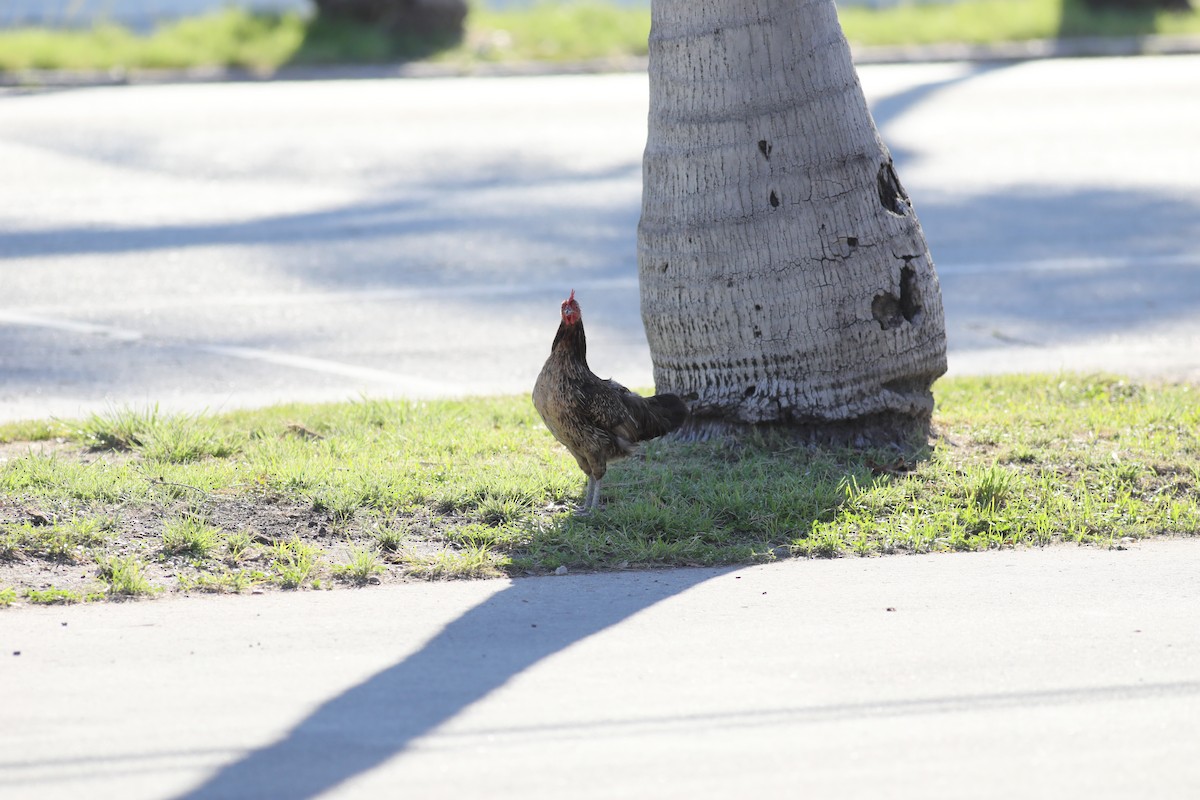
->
[637, 0, 947, 445]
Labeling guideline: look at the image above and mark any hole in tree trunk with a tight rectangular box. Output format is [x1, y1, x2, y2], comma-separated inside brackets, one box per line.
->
[899, 263, 922, 323]
[872, 264, 923, 330]
[877, 161, 911, 216]
[769, 190, 780, 208]
[758, 140, 772, 159]
[872, 294, 902, 330]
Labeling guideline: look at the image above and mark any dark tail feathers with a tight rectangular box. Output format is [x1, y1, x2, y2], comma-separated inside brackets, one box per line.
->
[626, 392, 689, 442]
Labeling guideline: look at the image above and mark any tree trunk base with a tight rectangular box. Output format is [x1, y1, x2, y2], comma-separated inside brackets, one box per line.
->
[672, 411, 932, 451]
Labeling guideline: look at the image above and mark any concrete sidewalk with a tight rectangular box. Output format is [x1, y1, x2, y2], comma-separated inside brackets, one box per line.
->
[3, 539, 1199, 798]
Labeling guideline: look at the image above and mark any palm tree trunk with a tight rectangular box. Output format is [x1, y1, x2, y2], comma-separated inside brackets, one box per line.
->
[638, 0, 947, 444]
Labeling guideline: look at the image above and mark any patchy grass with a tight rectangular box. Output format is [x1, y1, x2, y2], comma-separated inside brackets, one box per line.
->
[0, 4, 646, 73]
[373, 521, 408, 555]
[24, 587, 101, 605]
[179, 568, 267, 595]
[222, 529, 255, 565]
[80, 406, 241, 463]
[462, 1, 651, 63]
[0, 515, 113, 562]
[332, 546, 386, 585]
[0, 374, 1197, 604]
[1, 1, 1197, 75]
[837, 0, 1200, 46]
[97, 555, 156, 598]
[0, 11, 307, 72]
[270, 537, 320, 590]
[405, 544, 507, 580]
[161, 513, 222, 559]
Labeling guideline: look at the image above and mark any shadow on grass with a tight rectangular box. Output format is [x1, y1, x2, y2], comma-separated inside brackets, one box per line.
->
[1057, 0, 1168, 38]
[516, 436, 922, 572]
[287, 15, 462, 67]
[173, 565, 733, 799]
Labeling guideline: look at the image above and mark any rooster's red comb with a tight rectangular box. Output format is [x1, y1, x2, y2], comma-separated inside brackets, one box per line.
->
[560, 290, 580, 322]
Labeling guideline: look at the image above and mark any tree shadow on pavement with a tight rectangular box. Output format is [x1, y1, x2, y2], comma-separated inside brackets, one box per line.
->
[173, 566, 733, 799]
[869, 61, 1014, 165]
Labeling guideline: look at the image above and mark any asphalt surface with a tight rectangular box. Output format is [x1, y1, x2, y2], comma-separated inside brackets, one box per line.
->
[2, 55, 1199, 422]
[2, 54, 1200, 799]
[4, 540, 1199, 799]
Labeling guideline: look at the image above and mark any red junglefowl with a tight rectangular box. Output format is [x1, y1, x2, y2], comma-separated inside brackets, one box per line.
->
[533, 290, 688, 513]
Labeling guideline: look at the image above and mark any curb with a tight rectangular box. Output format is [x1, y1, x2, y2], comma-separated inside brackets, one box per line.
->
[1, 34, 1198, 89]
[851, 33, 1200, 65]
[0, 57, 648, 90]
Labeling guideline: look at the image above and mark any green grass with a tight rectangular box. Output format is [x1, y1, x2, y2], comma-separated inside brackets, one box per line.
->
[270, 537, 320, 589]
[24, 587, 101, 605]
[332, 546, 386, 585]
[1, 1, 1196, 75]
[837, 0, 1200, 46]
[161, 513, 222, 559]
[0, 3, 649, 73]
[0, 516, 113, 562]
[464, 1, 651, 62]
[97, 555, 156, 598]
[179, 568, 266, 594]
[0, 12, 307, 72]
[222, 529, 255, 565]
[0, 374, 1197, 602]
[79, 406, 240, 463]
[405, 544, 507, 580]
[373, 522, 408, 555]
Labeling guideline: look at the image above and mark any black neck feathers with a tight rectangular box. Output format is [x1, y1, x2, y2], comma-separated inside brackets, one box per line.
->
[552, 320, 587, 361]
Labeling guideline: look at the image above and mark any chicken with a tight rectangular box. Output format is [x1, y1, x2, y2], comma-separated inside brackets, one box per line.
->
[533, 290, 688, 513]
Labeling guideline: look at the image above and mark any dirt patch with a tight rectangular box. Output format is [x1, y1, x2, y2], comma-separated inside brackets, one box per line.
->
[0, 488, 478, 606]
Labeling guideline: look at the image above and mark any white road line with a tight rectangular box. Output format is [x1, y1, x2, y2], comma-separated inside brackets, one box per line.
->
[0, 311, 460, 394]
[0, 310, 143, 341]
[198, 344, 458, 394]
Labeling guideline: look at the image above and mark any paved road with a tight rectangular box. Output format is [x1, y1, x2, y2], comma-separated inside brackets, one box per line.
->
[2, 55, 1199, 423]
[4, 540, 1199, 799]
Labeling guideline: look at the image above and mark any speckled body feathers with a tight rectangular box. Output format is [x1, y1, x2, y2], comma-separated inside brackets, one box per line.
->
[533, 295, 687, 510]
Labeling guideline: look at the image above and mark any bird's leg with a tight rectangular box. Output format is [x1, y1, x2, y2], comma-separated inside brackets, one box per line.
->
[588, 476, 604, 512]
[576, 476, 597, 516]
